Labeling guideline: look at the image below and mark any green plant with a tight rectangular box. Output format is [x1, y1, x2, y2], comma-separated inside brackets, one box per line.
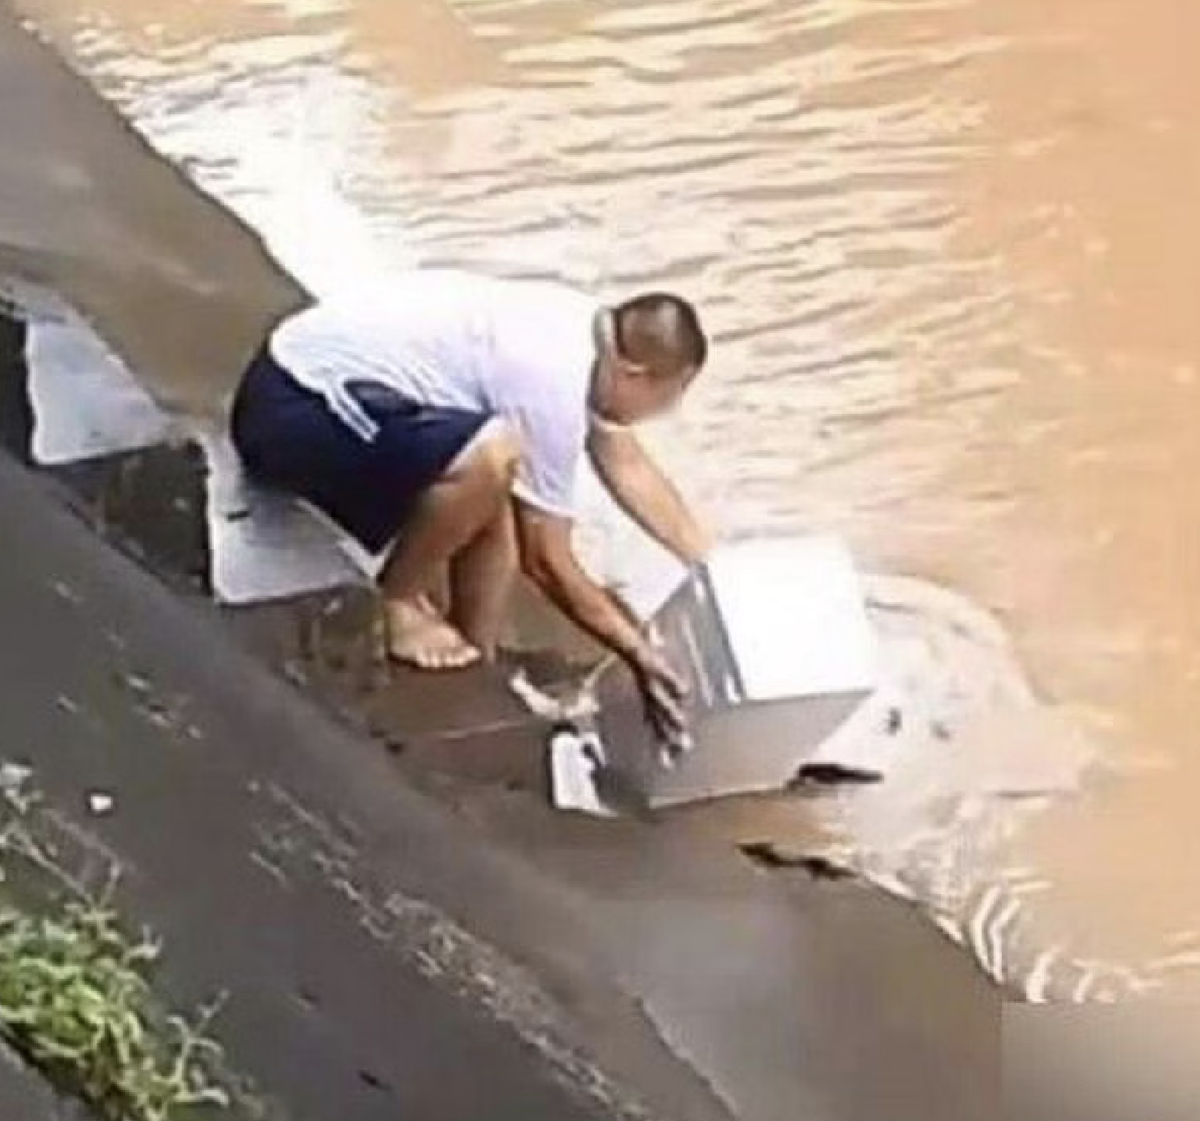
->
[0, 768, 231, 1120]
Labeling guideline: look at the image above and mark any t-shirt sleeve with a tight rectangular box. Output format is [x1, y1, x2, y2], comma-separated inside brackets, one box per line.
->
[508, 396, 585, 518]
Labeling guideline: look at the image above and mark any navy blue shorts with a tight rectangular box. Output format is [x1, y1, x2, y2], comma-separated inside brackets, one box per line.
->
[230, 344, 489, 555]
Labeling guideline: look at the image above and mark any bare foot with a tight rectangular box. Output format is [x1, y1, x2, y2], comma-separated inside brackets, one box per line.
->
[385, 598, 480, 670]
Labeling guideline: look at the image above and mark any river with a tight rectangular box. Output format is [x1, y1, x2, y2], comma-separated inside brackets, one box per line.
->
[4, 0, 1200, 997]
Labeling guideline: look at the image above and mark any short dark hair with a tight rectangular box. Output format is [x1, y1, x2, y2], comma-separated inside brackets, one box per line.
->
[612, 292, 708, 374]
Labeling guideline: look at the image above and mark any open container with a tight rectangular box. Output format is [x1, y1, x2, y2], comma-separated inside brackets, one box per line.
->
[569, 534, 880, 810]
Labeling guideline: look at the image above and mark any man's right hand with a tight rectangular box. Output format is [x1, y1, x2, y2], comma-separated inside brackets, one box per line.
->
[512, 502, 690, 749]
[630, 646, 689, 749]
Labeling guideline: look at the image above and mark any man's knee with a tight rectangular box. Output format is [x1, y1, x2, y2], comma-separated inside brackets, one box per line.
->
[461, 417, 520, 490]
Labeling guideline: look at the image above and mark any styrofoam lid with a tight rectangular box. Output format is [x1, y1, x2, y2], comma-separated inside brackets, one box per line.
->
[705, 534, 879, 701]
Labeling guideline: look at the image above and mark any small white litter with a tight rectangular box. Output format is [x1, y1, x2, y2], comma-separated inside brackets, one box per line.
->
[86, 791, 115, 817]
[0, 762, 33, 791]
[548, 729, 616, 818]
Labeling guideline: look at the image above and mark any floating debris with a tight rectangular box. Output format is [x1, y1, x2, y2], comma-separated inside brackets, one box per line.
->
[738, 842, 856, 881]
[86, 791, 115, 817]
[790, 762, 884, 789]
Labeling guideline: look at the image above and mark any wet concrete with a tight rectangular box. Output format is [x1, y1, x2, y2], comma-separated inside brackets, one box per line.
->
[0, 446, 735, 1121]
[0, 295, 1015, 1119]
[0, 437, 1012, 1121]
[0, 315, 33, 460]
[0, 317, 579, 792]
[435, 787, 1003, 1121]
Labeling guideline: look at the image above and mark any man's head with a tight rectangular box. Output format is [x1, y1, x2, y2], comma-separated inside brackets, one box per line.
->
[590, 292, 708, 426]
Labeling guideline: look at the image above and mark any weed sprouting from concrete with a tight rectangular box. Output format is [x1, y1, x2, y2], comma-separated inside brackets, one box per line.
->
[0, 763, 231, 1120]
[0, 901, 229, 1119]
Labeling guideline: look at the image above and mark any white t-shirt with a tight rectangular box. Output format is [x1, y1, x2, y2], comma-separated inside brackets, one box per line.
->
[269, 269, 599, 517]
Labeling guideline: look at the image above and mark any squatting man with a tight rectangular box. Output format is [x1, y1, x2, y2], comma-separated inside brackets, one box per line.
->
[230, 269, 713, 741]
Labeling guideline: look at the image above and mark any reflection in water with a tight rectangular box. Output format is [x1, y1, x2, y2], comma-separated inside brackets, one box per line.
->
[4, 0, 1200, 994]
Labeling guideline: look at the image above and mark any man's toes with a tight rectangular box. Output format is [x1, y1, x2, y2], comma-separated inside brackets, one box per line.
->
[412, 648, 441, 670]
[426, 644, 456, 670]
[445, 646, 473, 669]
[384, 610, 479, 671]
[389, 640, 446, 670]
[439, 644, 472, 669]
[416, 639, 477, 671]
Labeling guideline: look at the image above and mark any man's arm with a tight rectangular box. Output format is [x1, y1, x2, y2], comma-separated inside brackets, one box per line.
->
[513, 498, 689, 742]
[586, 423, 712, 565]
[513, 500, 651, 665]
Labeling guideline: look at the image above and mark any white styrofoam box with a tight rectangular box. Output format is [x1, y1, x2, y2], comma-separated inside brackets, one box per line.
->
[589, 534, 880, 808]
[705, 535, 879, 700]
[198, 429, 371, 606]
[25, 313, 175, 465]
[21, 306, 375, 606]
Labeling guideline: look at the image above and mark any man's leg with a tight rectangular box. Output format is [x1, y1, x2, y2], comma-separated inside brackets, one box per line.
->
[448, 499, 517, 659]
[381, 418, 519, 669]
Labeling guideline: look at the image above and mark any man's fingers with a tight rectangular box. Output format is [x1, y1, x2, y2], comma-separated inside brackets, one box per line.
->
[646, 661, 686, 701]
[646, 680, 685, 734]
[633, 654, 690, 748]
[661, 669, 687, 701]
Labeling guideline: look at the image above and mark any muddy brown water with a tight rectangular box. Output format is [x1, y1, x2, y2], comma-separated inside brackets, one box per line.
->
[2, 0, 1200, 995]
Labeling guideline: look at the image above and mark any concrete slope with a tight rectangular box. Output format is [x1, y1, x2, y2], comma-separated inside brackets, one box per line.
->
[0, 315, 1004, 1121]
[0, 449, 737, 1121]
[0, 439, 1008, 1121]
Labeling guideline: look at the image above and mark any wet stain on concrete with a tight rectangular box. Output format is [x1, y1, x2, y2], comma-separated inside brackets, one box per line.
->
[55, 441, 211, 593]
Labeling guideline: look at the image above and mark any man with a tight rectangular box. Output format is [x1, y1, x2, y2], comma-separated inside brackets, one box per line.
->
[230, 268, 711, 738]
